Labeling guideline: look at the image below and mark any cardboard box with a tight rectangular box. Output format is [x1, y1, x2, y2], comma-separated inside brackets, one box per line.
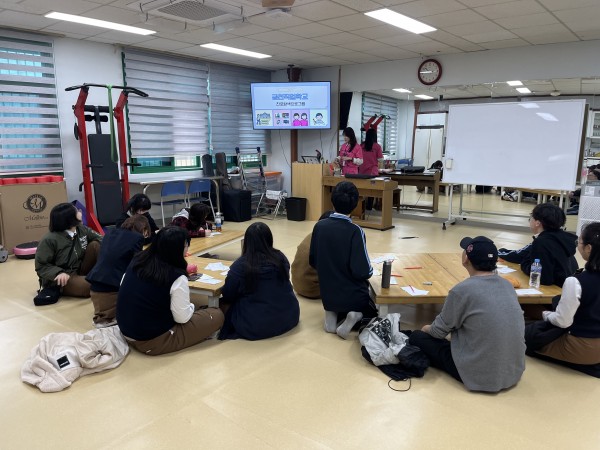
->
[0, 181, 67, 254]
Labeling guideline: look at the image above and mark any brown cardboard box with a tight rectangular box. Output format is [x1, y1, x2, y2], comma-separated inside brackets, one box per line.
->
[0, 181, 67, 254]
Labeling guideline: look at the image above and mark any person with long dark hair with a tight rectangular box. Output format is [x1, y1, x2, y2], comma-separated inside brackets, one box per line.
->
[170, 203, 212, 237]
[359, 128, 384, 176]
[35, 202, 102, 302]
[115, 193, 159, 235]
[337, 127, 363, 175]
[218, 222, 299, 340]
[525, 222, 600, 377]
[116, 226, 224, 355]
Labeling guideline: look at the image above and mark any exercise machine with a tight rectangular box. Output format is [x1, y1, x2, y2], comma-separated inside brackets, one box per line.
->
[65, 84, 148, 233]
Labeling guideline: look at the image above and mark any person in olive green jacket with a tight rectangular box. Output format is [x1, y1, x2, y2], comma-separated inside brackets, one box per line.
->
[35, 203, 102, 298]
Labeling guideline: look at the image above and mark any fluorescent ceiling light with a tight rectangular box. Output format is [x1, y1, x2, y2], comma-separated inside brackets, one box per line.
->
[536, 112, 558, 122]
[516, 87, 532, 94]
[365, 9, 436, 34]
[415, 94, 434, 100]
[506, 80, 523, 86]
[200, 43, 271, 59]
[393, 88, 412, 93]
[45, 12, 155, 35]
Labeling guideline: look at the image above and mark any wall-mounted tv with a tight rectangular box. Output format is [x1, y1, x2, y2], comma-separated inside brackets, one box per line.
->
[251, 81, 331, 130]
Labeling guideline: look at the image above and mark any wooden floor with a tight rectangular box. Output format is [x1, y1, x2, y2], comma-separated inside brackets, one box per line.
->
[1, 191, 596, 449]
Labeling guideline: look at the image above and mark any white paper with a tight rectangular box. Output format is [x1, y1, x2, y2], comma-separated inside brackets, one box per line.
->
[204, 262, 230, 271]
[401, 286, 429, 296]
[516, 288, 542, 295]
[198, 274, 222, 285]
[209, 232, 221, 236]
[497, 267, 517, 274]
[220, 271, 229, 276]
[390, 276, 398, 285]
[372, 268, 381, 276]
[371, 254, 396, 264]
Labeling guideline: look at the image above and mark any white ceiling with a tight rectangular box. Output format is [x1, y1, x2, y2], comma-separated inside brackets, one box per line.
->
[2, 0, 600, 98]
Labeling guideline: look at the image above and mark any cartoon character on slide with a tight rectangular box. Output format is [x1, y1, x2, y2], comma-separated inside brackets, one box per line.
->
[300, 113, 309, 126]
[292, 113, 301, 126]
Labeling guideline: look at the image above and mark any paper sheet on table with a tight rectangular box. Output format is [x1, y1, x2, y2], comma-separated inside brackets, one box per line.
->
[371, 254, 397, 264]
[209, 232, 221, 236]
[516, 288, 542, 295]
[401, 286, 429, 296]
[497, 266, 517, 274]
[390, 276, 398, 285]
[198, 274, 222, 285]
[372, 268, 381, 276]
[220, 271, 229, 276]
[204, 262, 229, 271]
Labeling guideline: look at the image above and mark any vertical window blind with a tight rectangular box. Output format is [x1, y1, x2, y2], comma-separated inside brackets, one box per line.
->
[209, 62, 270, 155]
[0, 30, 61, 175]
[362, 93, 399, 155]
[122, 49, 209, 158]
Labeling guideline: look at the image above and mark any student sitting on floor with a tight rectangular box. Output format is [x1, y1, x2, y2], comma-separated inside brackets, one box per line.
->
[218, 222, 299, 340]
[309, 181, 377, 339]
[35, 203, 102, 303]
[85, 214, 151, 327]
[498, 202, 578, 286]
[409, 236, 526, 392]
[116, 226, 224, 355]
[170, 203, 213, 238]
[115, 193, 159, 237]
[290, 210, 333, 299]
[525, 222, 600, 377]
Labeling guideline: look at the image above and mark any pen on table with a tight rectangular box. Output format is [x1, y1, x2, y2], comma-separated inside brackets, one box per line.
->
[391, 273, 403, 277]
[409, 285, 415, 292]
[404, 266, 423, 269]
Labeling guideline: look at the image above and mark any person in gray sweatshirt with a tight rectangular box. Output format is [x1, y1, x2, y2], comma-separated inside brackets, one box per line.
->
[409, 236, 526, 392]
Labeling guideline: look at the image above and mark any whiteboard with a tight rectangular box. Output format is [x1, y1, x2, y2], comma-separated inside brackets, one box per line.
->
[443, 99, 586, 191]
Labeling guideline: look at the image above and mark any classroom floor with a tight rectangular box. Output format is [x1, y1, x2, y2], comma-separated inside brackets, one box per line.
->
[1, 191, 596, 449]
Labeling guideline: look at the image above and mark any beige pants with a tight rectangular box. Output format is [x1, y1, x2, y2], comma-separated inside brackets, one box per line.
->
[91, 290, 118, 326]
[127, 308, 224, 356]
[539, 333, 600, 365]
[62, 241, 100, 298]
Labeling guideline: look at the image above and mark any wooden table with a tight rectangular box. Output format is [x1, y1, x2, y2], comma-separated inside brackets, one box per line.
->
[369, 252, 562, 316]
[386, 171, 441, 213]
[187, 257, 231, 307]
[322, 176, 398, 231]
[187, 229, 245, 257]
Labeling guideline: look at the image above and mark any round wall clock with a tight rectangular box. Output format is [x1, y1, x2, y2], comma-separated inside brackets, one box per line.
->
[418, 59, 442, 85]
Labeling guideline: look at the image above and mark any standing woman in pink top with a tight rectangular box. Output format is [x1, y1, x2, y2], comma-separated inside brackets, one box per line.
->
[359, 128, 384, 176]
[338, 127, 363, 175]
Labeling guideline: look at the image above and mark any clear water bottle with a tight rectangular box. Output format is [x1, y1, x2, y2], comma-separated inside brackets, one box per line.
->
[529, 258, 542, 289]
[214, 212, 222, 232]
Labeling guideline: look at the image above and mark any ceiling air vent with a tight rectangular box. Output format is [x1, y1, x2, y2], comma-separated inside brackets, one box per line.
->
[156, 0, 228, 22]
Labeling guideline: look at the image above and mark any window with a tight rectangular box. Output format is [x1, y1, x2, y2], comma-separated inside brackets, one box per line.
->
[122, 49, 209, 172]
[362, 93, 399, 155]
[209, 63, 270, 155]
[0, 30, 61, 176]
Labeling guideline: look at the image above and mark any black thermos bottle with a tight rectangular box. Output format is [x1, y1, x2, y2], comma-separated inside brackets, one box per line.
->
[382, 260, 392, 288]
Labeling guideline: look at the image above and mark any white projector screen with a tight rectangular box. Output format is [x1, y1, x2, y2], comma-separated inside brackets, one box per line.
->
[443, 99, 586, 191]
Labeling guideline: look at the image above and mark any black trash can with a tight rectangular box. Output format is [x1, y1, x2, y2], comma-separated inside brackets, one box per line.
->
[286, 197, 307, 221]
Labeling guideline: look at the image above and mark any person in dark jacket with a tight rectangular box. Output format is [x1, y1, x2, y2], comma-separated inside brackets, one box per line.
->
[218, 222, 299, 340]
[35, 203, 102, 299]
[86, 214, 150, 327]
[117, 226, 223, 355]
[170, 203, 213, 238]
[115, 193, 159, 238]
[498, 203, 578, 286]
[309, 181, 377, 339]
[525, 222, 600, 377]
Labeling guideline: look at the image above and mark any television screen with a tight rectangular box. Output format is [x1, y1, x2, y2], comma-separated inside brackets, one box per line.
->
[251, 81, 331, 130]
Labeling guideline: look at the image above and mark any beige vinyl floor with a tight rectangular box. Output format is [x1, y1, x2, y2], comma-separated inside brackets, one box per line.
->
[1, 190, 598, 449]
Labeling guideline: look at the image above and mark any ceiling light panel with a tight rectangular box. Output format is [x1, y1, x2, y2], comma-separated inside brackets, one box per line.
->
[364, 9, 436, 34]
[45, 12, 155, 35]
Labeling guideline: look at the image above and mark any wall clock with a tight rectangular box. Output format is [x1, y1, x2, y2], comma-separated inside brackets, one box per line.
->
[418, 59, 442, 86]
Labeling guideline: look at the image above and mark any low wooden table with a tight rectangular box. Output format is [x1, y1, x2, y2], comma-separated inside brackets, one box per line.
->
[369, 252, 562, 316]
[187, 229, 245, 257]
[187, 257, 232, 307]
[386, 171, 441, 213]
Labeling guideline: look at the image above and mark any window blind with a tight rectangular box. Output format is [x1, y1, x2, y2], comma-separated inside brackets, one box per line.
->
[209, 63, 270, 155]
[0, 30, 61, 175]
[362, 93, 398, 155]
[122, 49, 209, 158]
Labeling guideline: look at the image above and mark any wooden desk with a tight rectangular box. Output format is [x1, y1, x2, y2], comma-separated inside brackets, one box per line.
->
[131, 175, 223, 212]
[387, 171, 441, 213]
[369, 252, 561, 316]
[187, 229, 245, 257]
[187, 257, 231, 307]
[322, 176, 398, 231]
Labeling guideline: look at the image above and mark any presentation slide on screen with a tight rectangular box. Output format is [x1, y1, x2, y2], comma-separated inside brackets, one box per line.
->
[251, 82, 331, 130]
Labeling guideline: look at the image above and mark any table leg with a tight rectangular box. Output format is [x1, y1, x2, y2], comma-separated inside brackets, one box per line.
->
[208, 294, 220, 308]
[378, 304, 389, 318]
[211, 179, 221, 213]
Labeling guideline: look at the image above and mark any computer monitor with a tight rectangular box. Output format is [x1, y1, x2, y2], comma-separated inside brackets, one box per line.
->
[302, 156, 320, 164]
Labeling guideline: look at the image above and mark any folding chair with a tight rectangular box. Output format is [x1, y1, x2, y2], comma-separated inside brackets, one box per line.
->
[256, 189, 286, 220]
[187, 179, 215, 220]
[152, 181, 187, 227]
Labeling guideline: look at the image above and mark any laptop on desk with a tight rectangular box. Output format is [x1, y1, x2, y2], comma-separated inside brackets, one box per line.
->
[345, 173, 376, 179]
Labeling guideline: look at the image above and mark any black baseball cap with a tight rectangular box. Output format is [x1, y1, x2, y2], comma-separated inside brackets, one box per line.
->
[459, 236, 498, 266]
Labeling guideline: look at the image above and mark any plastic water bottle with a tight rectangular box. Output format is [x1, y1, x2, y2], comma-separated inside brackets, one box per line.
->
[215, 212, 222, 232]
[529, 259, 542, 289]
